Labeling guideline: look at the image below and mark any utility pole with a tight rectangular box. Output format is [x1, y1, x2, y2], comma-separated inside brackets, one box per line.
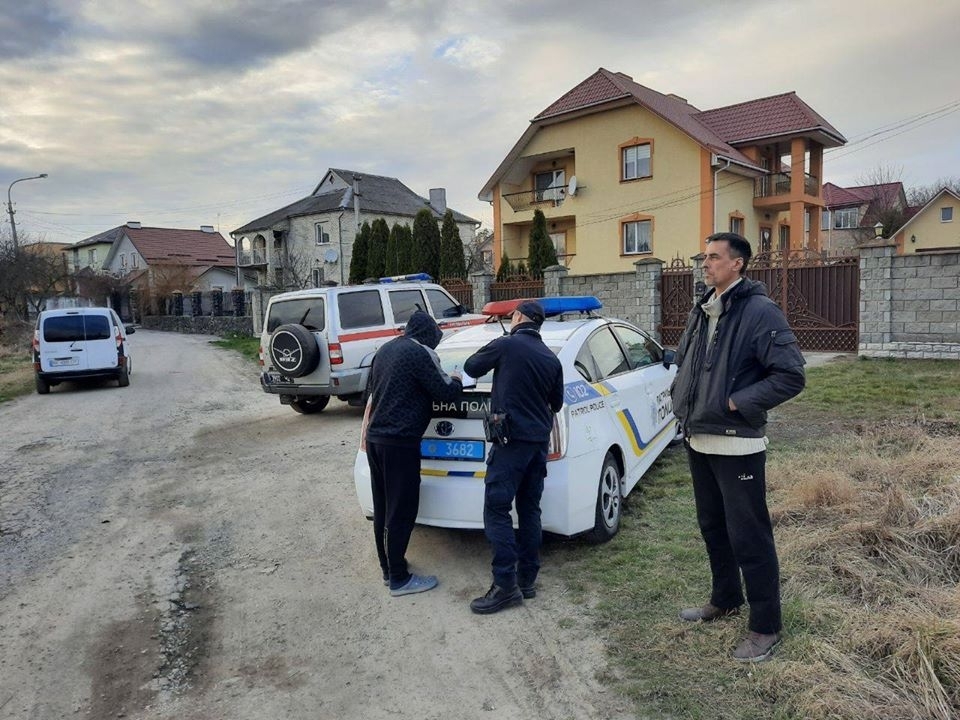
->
[6, 173, 48, 254]
[353, 175, 361, 232]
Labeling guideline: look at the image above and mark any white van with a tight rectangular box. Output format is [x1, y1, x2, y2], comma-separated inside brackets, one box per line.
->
[259, 274, 484, 413]
[33, 307, 134, 394]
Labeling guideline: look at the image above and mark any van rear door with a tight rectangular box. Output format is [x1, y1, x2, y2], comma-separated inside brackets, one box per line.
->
[82, 312, 120, 370]
[38, 313, 100, 372]
[263, 296, 331, 383]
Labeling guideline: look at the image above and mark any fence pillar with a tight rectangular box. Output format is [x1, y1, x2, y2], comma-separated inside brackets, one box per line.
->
[633, 258, 663, 340]
[691, 253, 706, 303]
[172, 291, 183, 316]
[542, 265, 568, 298]
[857, 240, 895, 355]
[190, 291, 202, 317]
[212, 288, 224, 316]
[468, 272, 493, 312]
[232, 288, 246, 317]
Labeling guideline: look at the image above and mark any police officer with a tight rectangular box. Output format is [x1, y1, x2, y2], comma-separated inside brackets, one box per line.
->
[464, 300, 565, 614]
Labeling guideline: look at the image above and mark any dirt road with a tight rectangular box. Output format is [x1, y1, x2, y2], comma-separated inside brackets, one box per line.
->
[0, 330, 632, 720]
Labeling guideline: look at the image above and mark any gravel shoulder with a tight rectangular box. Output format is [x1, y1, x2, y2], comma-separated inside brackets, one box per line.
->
[0, 330, 631, 720]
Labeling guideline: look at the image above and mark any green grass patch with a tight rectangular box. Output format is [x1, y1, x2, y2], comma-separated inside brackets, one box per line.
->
[0, 348, 34, 403]
[210, 333, 261, 362]
[553, 357, 960, 720]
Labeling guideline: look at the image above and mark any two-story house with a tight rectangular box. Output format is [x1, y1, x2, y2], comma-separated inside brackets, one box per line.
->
[479, 68, 847, 273]
[820, 181, 909, 254]
[231, 168, 479, 288]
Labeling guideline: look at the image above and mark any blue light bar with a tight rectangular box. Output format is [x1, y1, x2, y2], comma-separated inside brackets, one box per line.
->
[538, 296, 602, 316]
[379, 272, 433, 283]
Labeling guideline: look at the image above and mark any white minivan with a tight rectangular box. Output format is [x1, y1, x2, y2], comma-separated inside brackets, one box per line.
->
[33, 307, 134, 394]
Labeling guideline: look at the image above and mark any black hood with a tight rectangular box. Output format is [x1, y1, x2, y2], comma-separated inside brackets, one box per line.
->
[404, 310, 443, 349]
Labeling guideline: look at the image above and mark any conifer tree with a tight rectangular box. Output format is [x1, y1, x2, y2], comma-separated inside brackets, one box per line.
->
[398, 224, 414, 275]
[385, 222, 403, 276]
[348, 221, 371, 284]
[439, 209, 467, 279]
[411, 208, 441, 279]
[496, 251, 513, 282]
[528, 209, 552, 278]
[366, 218, 389, 279]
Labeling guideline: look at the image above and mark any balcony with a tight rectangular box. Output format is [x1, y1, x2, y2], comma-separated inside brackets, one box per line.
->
[754, 172, 819, 199]
[238, 249, 268, 267]
[502, 188, 566, 212]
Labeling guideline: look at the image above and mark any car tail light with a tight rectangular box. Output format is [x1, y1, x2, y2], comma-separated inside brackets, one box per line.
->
[258, 345, 264, 367]
[359, 399, 372, 451]
[31, 330, 39, 353]
[329, 342, 343, 365]
[546, 409, 568, 461]
[115, 327, 123, 348]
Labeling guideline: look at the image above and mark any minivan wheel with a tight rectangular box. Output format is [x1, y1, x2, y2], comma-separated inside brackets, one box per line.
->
[589, 452, 622, 543]
[270, 324, 321, 378]
[290, 396, 329, 414]
[36, 374, 50, 395]
[117, 366, 130, 387]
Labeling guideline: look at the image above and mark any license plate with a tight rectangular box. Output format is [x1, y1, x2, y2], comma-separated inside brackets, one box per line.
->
[264, 372, 283, 384]
[420, 439, 485, 461]
[50, 358, 78, 367]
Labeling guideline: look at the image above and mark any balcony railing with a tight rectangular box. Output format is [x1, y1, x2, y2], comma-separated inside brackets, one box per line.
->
[238, 249, 267, 266]
[754, 172, 819, 199]
[502, 188, 566, 212]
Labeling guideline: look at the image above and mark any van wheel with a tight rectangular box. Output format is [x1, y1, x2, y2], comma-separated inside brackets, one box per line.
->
[589, 452, 622, 543]
[290, 396, 329, 414]
[117, 367, 130, 387]
[269, 324, 320, 378]
[36, 375, 50, 395]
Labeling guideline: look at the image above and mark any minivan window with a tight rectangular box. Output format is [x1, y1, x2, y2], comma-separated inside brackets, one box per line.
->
[43, 315, 111, 342]
[267, 298, 325, 333]
[339, 290, 385, 329]
[425, 288, 460, 317]
[388, 289, 426, 324]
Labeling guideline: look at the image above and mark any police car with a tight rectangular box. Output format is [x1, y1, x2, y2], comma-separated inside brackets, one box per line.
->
[354, 296, 679, 541]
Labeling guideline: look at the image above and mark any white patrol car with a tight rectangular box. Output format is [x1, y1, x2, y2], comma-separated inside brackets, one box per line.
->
[354, 296, 679, 541]
[259, 274, 485, 413]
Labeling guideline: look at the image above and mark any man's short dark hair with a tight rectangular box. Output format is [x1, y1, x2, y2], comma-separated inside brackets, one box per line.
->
[706, 232, 752, 275]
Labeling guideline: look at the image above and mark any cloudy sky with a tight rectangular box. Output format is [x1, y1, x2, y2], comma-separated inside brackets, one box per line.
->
[2, 0, 958, 246]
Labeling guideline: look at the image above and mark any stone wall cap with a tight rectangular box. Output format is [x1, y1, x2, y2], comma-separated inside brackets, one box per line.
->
[633, 257, 664, 266]
[858, 239, 897, 249]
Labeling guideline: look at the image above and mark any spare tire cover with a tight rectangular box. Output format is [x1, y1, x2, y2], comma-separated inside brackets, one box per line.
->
[269, 324, 321, 378]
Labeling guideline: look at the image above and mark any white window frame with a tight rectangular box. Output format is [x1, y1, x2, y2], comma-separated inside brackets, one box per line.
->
[132, 254, 139, 268]
[88, 248, 98, 266]
[549, 232, 566, 259]
[821, 210, 831, 231]
[729, 216, 744, 235]
[315, 221, 331, 245]
[534, 170, 565, 203]
[120, 253, 127, 268]
[312, 268, 323, 287]
[622, 143, 651, 180]
[622, 220, 652, 255]
[833, 208, 858, 229]
[941, 206, 954, 223]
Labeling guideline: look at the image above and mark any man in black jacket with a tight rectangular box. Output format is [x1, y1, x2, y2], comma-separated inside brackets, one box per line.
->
[464, 300, 565, 614]
[670, 233, 805, 662]
[367, 310, 463, 597]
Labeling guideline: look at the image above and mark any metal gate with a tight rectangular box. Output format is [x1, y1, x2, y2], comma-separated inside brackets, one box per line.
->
[659, 251, 859, 352]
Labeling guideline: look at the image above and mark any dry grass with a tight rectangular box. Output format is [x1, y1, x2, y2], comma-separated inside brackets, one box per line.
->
[0, 320, 35, 402]
[765, 423, 960, 719]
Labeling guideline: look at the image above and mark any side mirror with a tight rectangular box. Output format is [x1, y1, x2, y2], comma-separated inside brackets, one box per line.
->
[125, 325, 136, 335]
[662, 349, 675, 368]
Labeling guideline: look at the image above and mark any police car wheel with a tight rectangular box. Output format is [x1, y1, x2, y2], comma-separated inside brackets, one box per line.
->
[290, 396, 329, 414]
[589, 452, 622, 543]
[269, 323, 320, 378]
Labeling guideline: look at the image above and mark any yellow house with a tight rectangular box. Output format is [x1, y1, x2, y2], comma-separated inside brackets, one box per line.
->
[479, 68, 847, 274]
[893, 187, 960, 254]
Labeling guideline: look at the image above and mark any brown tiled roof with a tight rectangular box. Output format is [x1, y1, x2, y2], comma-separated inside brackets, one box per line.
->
[534, 70, 633, 119]
[822, 182, 864, 207]
[694, 92, 846, 146]
[823, 181, 905, 208]
[125, 227, 236, 268]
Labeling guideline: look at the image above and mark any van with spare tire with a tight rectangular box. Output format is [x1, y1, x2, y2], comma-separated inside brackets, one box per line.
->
[259, 274, 485, 414]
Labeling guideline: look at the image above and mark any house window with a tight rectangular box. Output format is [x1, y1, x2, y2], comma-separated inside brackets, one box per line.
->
[941, 207, 954, 222]
[729, 216, 744, 235]
[315, 221, 331, 245]
[132, 254, 139, 268]
[759, 227, 772, 252]
[120, 254, 127, 268]
[535, 170, 564, 203]
[779, 225, 790, 250]
[312, 268, 323, 287]
[622, 220, 652, 255]
[833, 208, 858, 229]
[622, 143, 651, 180]
[88, 248, 98, 266]
[549, 232, 566, 259]
[821, 210, 831, 231]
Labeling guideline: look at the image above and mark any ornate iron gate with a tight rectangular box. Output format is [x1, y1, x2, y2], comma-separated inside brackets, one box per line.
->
[659, 258, 693, 347]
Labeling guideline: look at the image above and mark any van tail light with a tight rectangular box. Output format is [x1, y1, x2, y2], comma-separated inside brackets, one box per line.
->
[329, 342, 343, 365]
[258, 345, 265, 367]
[359, 399, 372, 451]
[546, 408, 568, 461]
[32, 330, 40, 354]
[115, 327, 123, 348]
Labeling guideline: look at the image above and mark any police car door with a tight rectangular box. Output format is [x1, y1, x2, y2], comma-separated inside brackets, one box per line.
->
[609, 324, 674, 495]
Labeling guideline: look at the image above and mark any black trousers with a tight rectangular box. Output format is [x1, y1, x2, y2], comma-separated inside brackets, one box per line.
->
[686, 445, 782, 634]
[367, 440, 421, 589]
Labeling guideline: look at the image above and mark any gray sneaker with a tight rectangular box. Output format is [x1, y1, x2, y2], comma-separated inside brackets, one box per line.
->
[390, 574, 438, 597]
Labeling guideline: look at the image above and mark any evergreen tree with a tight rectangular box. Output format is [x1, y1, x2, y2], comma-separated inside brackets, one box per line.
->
[385, 222, 403, 276]
[366, 218, 389, 279]
[398, 224, 414, 275]
[516, 260, 528, 278]
[528, 209, 552, 278]
[439, 209, 467, 279]
[411, 208, 441, 279]
[348, 221, 371, 284]
[496, 251, 513, 282]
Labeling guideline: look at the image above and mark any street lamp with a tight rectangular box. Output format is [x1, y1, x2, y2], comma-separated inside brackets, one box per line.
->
[6, 173, 48, 253]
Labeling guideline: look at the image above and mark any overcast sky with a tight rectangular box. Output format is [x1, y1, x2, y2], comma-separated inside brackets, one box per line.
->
[2, 0, 958, 246]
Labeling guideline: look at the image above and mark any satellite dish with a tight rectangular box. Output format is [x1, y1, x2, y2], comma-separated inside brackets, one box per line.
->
[568, 175, 578, 196]
[323, 248, 339, 263]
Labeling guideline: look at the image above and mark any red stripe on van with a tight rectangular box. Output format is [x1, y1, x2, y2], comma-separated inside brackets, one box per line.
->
[339, 328, 403, 343]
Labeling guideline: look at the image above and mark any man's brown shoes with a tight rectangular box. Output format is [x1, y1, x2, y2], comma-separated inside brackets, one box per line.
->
[732, 631, 781, 662]
[678, 603, 741, 622]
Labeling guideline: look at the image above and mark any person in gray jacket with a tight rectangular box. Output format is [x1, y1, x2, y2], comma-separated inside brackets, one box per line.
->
[670, 232, 805, 662]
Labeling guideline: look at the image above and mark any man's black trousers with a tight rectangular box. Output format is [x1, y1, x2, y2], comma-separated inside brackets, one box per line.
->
[367, 440, 421, 589]
[686, 445, 782, 634]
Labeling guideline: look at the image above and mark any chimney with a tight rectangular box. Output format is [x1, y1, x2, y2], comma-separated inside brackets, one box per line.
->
[200, 225, 215, 233]
[429, 188, 447, 214]
[126, 221, 141, 229]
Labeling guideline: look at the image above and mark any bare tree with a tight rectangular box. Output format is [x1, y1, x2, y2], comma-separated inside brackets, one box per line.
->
[271, 243, 315, 290]
[907, 176, 960, 207]
[0, 233, 71, 322]
[465, 228, 494, 274]
[851, 165, 909, 242]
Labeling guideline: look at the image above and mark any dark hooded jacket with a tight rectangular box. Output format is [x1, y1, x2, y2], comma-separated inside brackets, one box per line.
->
[367, 310, 462, 447]
[670, 277, 805, 438]
[463, 321, 564, 443]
